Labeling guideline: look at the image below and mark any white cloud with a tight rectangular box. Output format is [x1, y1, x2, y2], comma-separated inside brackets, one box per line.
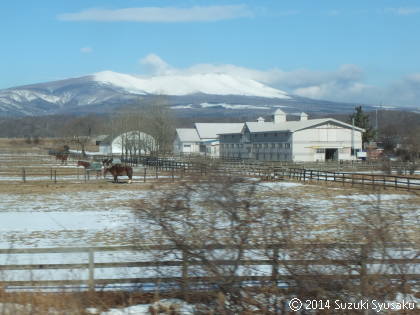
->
[80, 47, 93, 53]
[135, 53, 420, 107]
[139, 54, 171, 75]
[58, 5, 252, 22]
[385, 7, 420, 15]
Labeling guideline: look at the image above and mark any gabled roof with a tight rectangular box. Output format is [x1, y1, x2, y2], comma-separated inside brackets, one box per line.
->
[246, 118, 365, 133]
[176, 128, 201, 142]
[194, 123, 244, 139]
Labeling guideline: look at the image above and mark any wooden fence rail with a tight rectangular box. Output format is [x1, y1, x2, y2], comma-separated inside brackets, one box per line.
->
[1, 244, 418, 291]
[7, 153, 418, 190]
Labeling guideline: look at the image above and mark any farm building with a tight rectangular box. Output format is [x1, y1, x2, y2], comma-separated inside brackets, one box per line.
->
[174, 123, 243, 157]
[99, 131, 157, 155]
[219, 109, 364, 162]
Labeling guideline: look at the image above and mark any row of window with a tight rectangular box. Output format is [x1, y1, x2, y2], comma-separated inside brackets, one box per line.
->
[254, 132, 286, 138]
[222, 152, 290, 161]
[220, 143, 291, 149]
[221, 132, 287, 139]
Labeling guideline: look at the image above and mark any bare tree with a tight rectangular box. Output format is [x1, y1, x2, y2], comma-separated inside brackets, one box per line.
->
[106, 97, 175, 159]
[133, 173, 419, 313]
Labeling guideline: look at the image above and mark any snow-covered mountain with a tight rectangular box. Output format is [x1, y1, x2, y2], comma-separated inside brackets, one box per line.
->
[0, 70, 370, 117]
[93, 71, 290, 99]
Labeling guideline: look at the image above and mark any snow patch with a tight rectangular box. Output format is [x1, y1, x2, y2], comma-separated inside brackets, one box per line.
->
[335, 194, 413, 201]
[199, 102, 270, 110]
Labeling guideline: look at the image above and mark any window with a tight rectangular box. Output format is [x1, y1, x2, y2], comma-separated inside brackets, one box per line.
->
[271, 143, 276, 148]
[259, 144, 262, 148]
[316, 148, 325, 153]
[285, 143, 291, 149]
[264, 143, 268, 148]
[278, 143, 283, 149]
[183, 144, 191, 148]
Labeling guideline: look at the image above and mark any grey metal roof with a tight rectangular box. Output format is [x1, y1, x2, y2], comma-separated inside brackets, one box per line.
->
[246, 118, 365, 133]
[176, 128, 201, 142]
[194, 123, 244, 139]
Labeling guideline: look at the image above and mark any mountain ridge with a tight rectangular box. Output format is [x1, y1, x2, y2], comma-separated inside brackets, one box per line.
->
[0, 70, 404, 117]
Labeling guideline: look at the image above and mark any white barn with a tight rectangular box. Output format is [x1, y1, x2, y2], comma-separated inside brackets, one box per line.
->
[99, 131, 157, 155]
[219, 109, 364, 162]
[174, 123, 243, 157]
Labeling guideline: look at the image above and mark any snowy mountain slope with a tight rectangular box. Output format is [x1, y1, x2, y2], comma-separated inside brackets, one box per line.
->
[0, 71, 294, 117]
[0, 70, 378, 117]
[93, 71, 290, 98]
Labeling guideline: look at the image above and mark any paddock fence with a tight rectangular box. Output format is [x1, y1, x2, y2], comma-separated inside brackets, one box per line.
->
[1, 152, 419, 190]
[0, 243, 418, 292]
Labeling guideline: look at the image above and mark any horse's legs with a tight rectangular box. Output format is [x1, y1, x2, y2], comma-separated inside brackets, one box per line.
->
[127, 169, 133, 184]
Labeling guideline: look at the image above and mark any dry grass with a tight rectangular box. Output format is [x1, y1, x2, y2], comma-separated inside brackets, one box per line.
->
[1, 138, 419, 312]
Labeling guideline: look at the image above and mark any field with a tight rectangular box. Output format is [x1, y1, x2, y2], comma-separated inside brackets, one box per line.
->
[0, 138, 419, 313]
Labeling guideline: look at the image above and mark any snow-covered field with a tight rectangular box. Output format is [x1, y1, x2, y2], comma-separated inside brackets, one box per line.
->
[0, 150, 419, 294]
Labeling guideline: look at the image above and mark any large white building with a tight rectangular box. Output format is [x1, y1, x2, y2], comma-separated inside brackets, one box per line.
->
[219, 109, 364, 162]
[174, 123, 243, 157]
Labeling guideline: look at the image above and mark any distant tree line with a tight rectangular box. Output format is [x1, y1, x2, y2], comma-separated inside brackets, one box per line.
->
[1, 106, 419, 159]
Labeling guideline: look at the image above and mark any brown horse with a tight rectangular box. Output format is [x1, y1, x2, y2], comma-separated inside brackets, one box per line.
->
[104, 164, 133, 183]
[55, 153, 69, 165]
[77, 160, 90, 168]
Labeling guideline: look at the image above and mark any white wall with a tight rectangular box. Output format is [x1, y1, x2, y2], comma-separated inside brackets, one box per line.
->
[99, 144, 111, 154]
[173, 136, 201, 154]
[292, 123, 363, 162]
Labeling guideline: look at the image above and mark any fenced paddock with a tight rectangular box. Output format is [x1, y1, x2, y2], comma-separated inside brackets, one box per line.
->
[1, 244, 418, 293]
[1, 150, 418, 191]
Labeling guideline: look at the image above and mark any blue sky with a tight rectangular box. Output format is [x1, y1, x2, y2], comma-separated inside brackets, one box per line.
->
[2, 0, 420, 106]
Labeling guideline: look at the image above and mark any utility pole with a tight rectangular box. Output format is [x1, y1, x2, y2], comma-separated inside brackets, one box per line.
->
[351, 117, 355, 158]
[375, 103, 382, 141]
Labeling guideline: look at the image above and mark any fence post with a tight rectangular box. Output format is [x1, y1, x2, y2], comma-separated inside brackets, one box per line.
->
[50, 168, 53, 180]
[271, 246, 279, 284]
[143, 167, 147, 183]
[182, 249, 189, 297]
[172, 167, 175, 182]
[359, 245, 367, 300]
[88, 249, 95, 292]
[155, 166, 158, 180]
[54, 170, 57, 184]
[22, 168, 26, 183]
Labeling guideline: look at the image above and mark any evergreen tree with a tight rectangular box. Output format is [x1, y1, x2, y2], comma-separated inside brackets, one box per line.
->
[348, 106, 376, 145]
